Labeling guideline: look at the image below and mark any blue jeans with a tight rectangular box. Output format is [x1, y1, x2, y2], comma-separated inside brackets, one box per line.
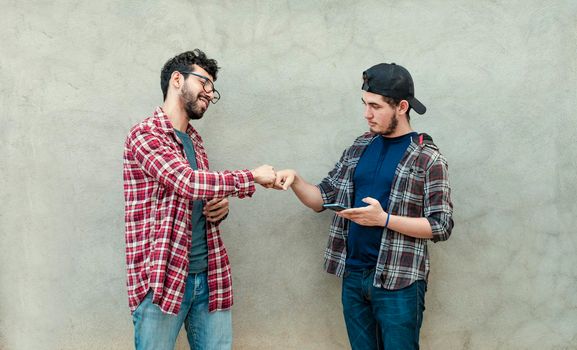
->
[342, 269, 426, 350]
[132, 272, 232, 350]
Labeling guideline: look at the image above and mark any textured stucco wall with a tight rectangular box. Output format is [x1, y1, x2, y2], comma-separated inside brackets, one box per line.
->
[1, 1, 576, 349]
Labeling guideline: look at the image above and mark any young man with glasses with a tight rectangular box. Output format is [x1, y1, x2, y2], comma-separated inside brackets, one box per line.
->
[123, 49, 276, 350]
[273, 63, 454, 349]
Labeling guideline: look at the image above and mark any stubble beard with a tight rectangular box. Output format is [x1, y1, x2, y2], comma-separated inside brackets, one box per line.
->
[376, 113, 398, 136]
[181, 84, 206, 121]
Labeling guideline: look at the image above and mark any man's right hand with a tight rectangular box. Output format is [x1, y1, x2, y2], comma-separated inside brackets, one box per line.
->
[271, 168, 324, 211]
[251, 165, 276, 188]
[273, 169, 296, 190]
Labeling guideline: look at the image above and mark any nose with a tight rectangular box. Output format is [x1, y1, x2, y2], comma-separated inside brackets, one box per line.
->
[200, 90, 213, 102]
[364, 105, 372, 120]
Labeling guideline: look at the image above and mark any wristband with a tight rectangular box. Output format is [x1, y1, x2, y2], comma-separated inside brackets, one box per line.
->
[384, 213, 390, 229]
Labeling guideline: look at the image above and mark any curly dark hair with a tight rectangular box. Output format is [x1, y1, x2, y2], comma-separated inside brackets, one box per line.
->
[160, 49, 220, 101]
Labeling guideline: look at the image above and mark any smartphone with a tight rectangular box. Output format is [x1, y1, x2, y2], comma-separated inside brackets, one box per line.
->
[322, 203, 350, 212]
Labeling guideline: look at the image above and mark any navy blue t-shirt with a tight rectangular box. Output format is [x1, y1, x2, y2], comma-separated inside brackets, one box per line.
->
[346, 132, 417, 270]
[174, 129, 208, 273]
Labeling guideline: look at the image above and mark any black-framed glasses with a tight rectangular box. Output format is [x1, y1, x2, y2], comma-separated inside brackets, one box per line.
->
[179, 71, 221, 103]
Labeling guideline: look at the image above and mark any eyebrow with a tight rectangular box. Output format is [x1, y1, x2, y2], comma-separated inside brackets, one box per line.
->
[361, 98, 381, 107]
[181, 71, 213, 83]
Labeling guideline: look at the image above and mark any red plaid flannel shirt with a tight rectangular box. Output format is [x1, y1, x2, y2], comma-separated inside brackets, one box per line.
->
[123, 107, 255, 315]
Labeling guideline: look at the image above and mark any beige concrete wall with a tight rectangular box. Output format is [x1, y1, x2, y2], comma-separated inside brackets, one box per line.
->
[1, 0, 576, 349]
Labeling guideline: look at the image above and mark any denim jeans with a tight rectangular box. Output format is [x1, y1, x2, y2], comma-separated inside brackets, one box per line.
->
[132, 272, 232, 350]
[342, 269, 426, 350]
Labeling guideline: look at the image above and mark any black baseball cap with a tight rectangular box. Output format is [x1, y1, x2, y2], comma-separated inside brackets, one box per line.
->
[362, 63, 426, 115]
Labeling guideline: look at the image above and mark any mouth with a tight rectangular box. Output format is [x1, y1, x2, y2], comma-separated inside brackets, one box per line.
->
[198, 97, 209, 108]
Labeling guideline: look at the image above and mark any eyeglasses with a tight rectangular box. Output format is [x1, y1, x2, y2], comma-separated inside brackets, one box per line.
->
[179, 71, 221, 104]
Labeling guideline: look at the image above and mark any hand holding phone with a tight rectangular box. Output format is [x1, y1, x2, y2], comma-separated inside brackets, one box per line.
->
[322, 203, 350, 212]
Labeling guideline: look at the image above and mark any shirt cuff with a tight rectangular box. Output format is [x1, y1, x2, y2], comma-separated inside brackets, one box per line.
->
[235, 169, 255, 199]
[316, 183, 333, 204]
[426, 213, 452, 243]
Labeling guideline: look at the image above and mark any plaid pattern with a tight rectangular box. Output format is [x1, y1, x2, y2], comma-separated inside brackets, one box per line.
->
[123, 107, 255, 315]
[317, 132, 453, 289]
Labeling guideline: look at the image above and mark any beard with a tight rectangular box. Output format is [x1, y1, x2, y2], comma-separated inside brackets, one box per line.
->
[373, 113, 398, 136]
[180, 84, 207, 120]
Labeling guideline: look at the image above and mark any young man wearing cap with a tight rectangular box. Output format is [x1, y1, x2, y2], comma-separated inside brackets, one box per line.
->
[123, 49, 276, 350]
[274, 63, 454, 349]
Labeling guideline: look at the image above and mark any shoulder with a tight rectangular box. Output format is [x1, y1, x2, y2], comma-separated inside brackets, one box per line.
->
[353, 132, 375, 145]
[412, 133, 449, 168]
[412, 133, 438, 150]
[347, 132, 376, 150]
[340, 132, 376, 159]
[126, 116, 165, 143]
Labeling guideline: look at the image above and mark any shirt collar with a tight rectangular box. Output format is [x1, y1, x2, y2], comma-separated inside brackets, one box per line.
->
[154, 106, 198, 136]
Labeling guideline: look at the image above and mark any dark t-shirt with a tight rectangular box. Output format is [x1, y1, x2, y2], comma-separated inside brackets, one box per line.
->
[174, 129, 208, 273]
[346, 132, 417, 270]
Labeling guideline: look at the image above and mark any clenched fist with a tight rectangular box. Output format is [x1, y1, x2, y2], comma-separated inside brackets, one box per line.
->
[251, 164, 276, 188]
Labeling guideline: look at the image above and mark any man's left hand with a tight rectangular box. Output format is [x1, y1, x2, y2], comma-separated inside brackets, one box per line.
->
[203, 198, 229, 223]
[337, 197, 388, 227]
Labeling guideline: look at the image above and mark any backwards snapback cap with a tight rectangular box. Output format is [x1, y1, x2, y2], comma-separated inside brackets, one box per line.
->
[362, 63, 426, 115]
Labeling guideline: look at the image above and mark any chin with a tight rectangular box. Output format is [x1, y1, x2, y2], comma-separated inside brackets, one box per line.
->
[186, 110, 205, 120]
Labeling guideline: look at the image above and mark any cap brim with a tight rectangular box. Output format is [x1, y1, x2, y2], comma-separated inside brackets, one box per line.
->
[409, 97, 426, 115]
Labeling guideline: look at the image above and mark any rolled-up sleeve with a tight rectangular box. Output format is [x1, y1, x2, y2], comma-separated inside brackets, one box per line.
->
[424, 154, 454, 242]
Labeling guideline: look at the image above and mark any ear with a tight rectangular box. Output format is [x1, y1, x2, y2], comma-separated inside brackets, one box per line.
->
[398, 100, 410, 114]
[171, 71, 183, 89]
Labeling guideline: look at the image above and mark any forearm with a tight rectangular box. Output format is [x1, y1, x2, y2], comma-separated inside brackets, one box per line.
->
[180, 168, 255, 201]
[128, 130, 255, 200]
[386, 215, 433, 239]
[291, 174, 324, 212]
